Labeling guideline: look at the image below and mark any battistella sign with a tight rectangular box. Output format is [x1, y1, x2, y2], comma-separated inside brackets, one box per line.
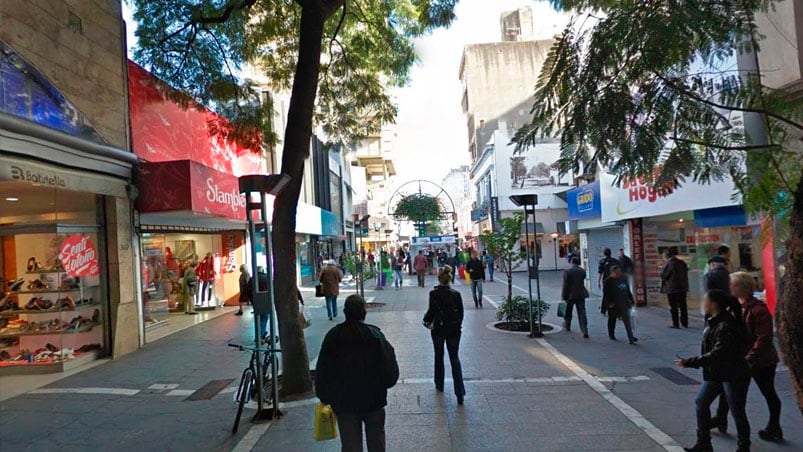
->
[600, 173, 739, 223]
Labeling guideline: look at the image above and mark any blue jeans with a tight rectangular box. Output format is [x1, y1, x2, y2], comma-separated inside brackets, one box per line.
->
[696, 378, 750, 442]
[393, 269, 403, 288]
[259, 313, 269, 339]
[470, 279, 483, 307]
[431, 332, 465, 398]
[325, 295, 337, 319]
[487, 264, 494, 281]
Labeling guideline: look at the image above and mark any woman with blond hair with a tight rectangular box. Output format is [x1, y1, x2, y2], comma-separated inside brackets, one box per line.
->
[423, 265, 465, 405]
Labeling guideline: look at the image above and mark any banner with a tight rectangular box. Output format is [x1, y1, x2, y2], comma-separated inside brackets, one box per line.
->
[567, 181, 601, 220]
[59, 235, 100, 278]
[600, 173, 739, 223]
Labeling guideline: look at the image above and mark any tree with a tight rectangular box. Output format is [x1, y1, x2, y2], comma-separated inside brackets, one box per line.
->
[510, 156, 527, 185]
[531, 161, 550, 178]
[130, 0, 458, 396]
[513, 0, 803, 409]
[480, 213, 525, 302]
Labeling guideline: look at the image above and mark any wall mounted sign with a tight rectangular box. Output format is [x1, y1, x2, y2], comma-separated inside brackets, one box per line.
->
[59, 235, 99, 278]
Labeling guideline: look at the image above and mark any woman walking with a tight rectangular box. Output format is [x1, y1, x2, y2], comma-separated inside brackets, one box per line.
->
[601, 265, 637, 344]
[422, 266, 465, 405]
[319, 260, 343, 321]
[676, 289, 751, 452]
[235, 264, 250, 316]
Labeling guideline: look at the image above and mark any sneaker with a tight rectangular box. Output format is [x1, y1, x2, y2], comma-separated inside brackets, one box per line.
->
[758, 425, 783, 441]
[234, 310, 243, 316]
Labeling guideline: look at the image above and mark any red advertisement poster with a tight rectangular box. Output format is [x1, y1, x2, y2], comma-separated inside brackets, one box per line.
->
[59, 235, 100, 278]
[222, 233, 244, 274]
[630, 219, 647, 306]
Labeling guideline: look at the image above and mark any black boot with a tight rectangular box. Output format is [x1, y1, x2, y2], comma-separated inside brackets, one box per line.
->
[708, 415, 728, 434]
[758, 424, 783, 441]
[736, 439, 751, 452]
[684, 431, 713, 452]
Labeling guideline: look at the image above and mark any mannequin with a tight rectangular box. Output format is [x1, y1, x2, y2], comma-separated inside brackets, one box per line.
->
[195, 252, 216, 306]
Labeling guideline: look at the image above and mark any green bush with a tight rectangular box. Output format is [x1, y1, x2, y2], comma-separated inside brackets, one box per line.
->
[495, 295, 550, 325]
[343, 254, 377, 282]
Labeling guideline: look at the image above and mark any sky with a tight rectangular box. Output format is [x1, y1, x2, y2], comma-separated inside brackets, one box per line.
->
[390, 0, 569, 184]
[122, 1, 571, 184]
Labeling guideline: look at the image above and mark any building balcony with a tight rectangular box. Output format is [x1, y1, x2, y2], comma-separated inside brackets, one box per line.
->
[353, 155, 396, 179]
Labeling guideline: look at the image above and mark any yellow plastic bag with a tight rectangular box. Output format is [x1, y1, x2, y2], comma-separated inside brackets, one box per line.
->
[312, 402, 338, 441]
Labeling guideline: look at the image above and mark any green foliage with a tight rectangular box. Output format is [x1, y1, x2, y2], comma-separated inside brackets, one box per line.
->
[495, 295, 551, 325]
[128, 0, 458, 147]
[512, 0, 803, 219]
[342, 253, 376, 283]
[392, 194, 443, 223]
[481, 213, 525, 300]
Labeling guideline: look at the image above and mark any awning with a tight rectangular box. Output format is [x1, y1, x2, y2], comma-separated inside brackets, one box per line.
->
[694, 206, 747, 228]
[135, 160, 246, 221]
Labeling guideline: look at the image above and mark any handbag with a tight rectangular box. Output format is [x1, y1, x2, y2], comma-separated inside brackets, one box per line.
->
[557, 301, 567, 318]
[315, 284, 323, 298]
[312, 403, 338, 441]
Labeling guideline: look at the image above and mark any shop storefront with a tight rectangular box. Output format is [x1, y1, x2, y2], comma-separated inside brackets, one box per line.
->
[567, 181, 624, 284]
[0, 47, 137, 374]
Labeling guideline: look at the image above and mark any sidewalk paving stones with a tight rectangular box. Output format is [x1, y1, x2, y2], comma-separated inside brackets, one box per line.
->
[0, 271, 800, 451]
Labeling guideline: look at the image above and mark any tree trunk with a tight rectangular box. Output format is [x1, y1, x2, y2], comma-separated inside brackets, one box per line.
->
[271, 4, 327, 396]
[778, 170, 803, 413]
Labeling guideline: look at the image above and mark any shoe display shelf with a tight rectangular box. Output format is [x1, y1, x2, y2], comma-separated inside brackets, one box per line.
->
[1, 279, 104, 376]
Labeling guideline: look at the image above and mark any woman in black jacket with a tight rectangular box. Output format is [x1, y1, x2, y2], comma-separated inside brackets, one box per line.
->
[601, 266, 637, 344]
[423, 265, 465, 404]
[676, 289, 751, 452]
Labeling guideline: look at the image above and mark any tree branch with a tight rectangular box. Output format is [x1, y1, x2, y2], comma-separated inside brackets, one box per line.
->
[656, 72, 803, 132]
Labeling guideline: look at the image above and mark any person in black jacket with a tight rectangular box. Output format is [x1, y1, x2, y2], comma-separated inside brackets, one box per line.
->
[704, 258, 730, 294]
[316, 295, 399, 452]
[601, 266, 637, 344]
[660, 247, 690, 328]
[465, 250, 485, 308]
[423, 265, 466, 404]
[561, 257, 589, 338]
[676, 289, 751, 452]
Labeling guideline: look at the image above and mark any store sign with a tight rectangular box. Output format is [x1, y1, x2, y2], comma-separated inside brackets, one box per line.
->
[59, 235, 99, 277]
[567, 181, 601, 220]
[412, 235, 457, 245]
[600, 173, 739, 223]
[490, 197, 501, 231]
[222, 233, 243, 273]
[630, 219, 647, 306]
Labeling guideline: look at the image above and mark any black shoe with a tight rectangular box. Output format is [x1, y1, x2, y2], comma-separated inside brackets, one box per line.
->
[583, 333, 589, 339]
[435, 387, 444, 393]
[682, 323, 689, 328]
[708, 416, 728, 434]
[736, 440, 751, 452]
[629, 337, 638, 344]
[609, 335, 617, 341]
[185, 312, 198, 315]
[684, 442, 713, 452]
[668, 325, 680, 329]
[457, 396, 464, 405]
[758, 425, 783, 441]
[234, 310, 243, 316]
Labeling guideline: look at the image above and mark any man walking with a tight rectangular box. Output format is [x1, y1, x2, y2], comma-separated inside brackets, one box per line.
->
[483, 250, 495, 282]
[597, 248, 620, 288]
[466, 250, 485, 308]
[319, 260, 343, 321]
[704, 257, 731, 293]
[316, 295, 399, 452]
[617, 248, 634, 274]
[561, 256, 589, 338]
[413, 250, 428, 287]
[660, 247, 690, 328]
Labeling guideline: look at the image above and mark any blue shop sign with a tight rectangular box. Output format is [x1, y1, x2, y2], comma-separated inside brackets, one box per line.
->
[567, 181, 601, 220]
[320, 209, 342, 237]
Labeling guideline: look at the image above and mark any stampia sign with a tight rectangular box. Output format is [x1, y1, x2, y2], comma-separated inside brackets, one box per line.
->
[206, 178, 246, 213]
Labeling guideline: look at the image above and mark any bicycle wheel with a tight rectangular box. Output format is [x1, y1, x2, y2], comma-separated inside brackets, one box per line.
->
[261, 355, 274, 405]
[233, 367, 254, 434]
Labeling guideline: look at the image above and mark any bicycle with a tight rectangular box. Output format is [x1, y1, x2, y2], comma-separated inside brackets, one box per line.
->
[228, 343, 276, 434]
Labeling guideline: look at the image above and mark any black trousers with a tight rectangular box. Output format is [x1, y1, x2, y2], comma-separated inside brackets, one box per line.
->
[717, 364, 782, 427]
[564, 299, 588, 335]
[337, 408, 386, 452]
[607, 305, 635, 341]
[432, 331, 465, 397]
[667, 292, 688, 327]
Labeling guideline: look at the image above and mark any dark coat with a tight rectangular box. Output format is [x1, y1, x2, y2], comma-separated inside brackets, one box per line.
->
[465, 258, 485, 281]
[742, 297, 779, 368]
[597, 256, 620, 279]
[684, 313, 750, 382]
[660, 257, 689, 294]
[703, 266, 731, 294]
[601, 276, 633, 314]
[315, 321, 399, 414]
[423, 285, 464, 337]
[562, 265, 588, 301]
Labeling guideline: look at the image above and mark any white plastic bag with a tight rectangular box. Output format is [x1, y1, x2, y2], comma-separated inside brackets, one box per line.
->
[300, 301, 312, 329]
[629, 306, 638, 334]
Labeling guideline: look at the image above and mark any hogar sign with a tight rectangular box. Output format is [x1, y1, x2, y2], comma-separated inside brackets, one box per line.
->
[622, 176, 676, 204]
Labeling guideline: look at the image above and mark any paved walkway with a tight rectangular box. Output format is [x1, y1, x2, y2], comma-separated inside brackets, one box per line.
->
[0, 271, 799, 451]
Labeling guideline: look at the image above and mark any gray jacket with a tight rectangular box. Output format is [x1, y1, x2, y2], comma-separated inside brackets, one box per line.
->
[562, 265, 588, 301]
[660, 257, 689, 294]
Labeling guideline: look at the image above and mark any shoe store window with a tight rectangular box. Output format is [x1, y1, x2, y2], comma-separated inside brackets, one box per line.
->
[0, 183, 107, 375]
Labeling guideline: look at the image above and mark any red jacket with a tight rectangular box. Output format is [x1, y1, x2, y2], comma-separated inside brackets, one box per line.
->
[742, 297, 779, 368]
[195, 257, 215, 281]
[413, 254, 428, 271]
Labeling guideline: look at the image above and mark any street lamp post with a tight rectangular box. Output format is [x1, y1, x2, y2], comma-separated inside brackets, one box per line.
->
[238, 174, 291, 423]
[509, 194, 543, 338]
[352, 214, 371, 298]
[384, 229, 393, 250]
[550, 232, 559, 271]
